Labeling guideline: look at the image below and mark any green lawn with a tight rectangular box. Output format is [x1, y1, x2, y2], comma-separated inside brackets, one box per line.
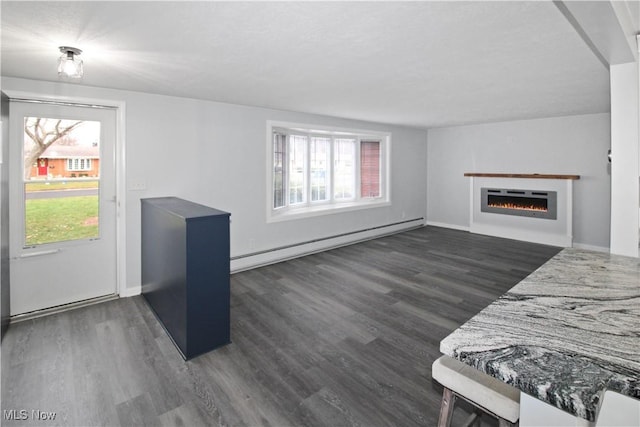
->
[25, 196, 99, 246]
[26, 180, 99, 192]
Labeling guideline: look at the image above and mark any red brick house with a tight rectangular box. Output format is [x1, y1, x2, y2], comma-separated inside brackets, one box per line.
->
[29, 143, 100, 179]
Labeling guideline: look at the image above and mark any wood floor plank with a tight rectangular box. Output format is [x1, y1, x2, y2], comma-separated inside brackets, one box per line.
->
[200, 346, 297, 427]
[115, 392, 157, 427]
[157, 400, 224, 427]
[1, 226, 561, 426]
[297, 386, 367, 427]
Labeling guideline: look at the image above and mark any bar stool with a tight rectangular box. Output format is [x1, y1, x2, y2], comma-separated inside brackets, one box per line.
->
[432, 356, 520, 427]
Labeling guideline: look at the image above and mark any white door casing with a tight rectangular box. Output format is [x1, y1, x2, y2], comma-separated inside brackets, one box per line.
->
[9, 100, 118, 315]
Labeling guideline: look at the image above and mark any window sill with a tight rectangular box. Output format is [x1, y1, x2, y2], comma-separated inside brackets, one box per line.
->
[267, 199, 391, 223]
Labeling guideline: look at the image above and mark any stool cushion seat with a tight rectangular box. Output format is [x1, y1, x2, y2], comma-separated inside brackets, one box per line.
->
[432, 356, 520, 423]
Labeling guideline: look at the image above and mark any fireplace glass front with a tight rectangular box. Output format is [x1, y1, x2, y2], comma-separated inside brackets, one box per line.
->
[481, 188, 557, 219]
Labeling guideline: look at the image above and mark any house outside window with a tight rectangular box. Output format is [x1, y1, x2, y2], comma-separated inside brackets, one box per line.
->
[268, 121, 390, 222]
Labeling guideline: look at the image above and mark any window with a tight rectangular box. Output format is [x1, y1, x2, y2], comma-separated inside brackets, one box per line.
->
[288, 134, 307, 205]
[66, 158, 93, 171]
[273, 132, 286, 209]
[334, 138, 356, 200]
[268, 122, 390, 221]
[310, 136, 330, 202]
[360, 140, 380, 198]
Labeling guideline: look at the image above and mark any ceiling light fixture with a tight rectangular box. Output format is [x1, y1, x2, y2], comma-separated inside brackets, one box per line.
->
[57, 46, 83, 79]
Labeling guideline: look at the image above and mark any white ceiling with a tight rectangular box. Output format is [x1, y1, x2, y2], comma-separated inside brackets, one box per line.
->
[1, 1, 612, 129]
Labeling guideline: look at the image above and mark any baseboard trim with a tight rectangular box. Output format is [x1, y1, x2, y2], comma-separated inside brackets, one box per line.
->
[425, 221, 470, 232]
[231, 219, 425, 273]
[573, 243, 610, 253]
[120, 286, 142, 298]
[470, 223, 571, 247]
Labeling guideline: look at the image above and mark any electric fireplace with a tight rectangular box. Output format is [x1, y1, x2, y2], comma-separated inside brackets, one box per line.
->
[481, 188, 557, 220]
[466, 173, 578, 247]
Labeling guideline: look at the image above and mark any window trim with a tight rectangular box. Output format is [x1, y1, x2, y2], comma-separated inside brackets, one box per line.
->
[266, 121, 391, 223]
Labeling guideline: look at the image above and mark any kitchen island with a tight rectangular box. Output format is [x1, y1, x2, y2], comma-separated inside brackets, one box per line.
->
[440, 248, 639, 425]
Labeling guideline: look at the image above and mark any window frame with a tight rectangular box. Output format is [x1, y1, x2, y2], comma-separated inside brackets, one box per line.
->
[267, 121, 391, 223]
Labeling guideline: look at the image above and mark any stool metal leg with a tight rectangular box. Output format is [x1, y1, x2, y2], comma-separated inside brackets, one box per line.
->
[462, 409, 482, 427]
[438, 387, 457, 427]
[498, 419, 517, 427]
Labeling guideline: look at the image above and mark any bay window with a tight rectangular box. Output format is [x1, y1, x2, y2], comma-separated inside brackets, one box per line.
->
[268, 122, 390, 221]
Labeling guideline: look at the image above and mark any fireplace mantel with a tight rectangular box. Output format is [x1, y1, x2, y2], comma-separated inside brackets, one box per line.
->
[464, 173, 580, 180]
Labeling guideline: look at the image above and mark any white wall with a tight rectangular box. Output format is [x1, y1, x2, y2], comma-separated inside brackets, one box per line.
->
[609, 61, 639, 257]
[427, 114, 611, 250]
[1, 77, 428, 295]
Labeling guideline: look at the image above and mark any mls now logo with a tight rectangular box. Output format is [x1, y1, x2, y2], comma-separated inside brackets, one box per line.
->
[3, 409, 57, 421]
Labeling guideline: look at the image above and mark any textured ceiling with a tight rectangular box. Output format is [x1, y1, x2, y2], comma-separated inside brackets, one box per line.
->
[1, 1, 611, 129]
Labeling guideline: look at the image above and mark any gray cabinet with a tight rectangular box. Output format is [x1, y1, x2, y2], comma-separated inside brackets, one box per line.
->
[141, 197, 230, 359]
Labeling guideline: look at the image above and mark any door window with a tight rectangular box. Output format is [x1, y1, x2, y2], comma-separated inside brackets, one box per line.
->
[22, 117, 101, 247]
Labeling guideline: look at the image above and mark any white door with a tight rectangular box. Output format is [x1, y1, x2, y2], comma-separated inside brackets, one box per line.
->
[9, 100, 117, 316]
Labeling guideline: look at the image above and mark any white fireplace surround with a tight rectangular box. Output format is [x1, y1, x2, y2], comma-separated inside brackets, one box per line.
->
[467, 175, 576, 247]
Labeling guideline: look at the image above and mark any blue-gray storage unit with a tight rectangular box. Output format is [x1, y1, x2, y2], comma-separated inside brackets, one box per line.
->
[141, 197, 230, 360]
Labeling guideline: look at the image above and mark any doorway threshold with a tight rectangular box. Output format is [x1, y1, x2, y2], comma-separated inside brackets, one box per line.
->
[9, 294, 118, 323]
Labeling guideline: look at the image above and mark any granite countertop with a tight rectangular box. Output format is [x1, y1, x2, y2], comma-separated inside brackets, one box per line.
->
[440, 248, 640, 421]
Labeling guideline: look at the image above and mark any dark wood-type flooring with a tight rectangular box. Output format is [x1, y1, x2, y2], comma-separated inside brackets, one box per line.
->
[1, 226, 561, 426]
